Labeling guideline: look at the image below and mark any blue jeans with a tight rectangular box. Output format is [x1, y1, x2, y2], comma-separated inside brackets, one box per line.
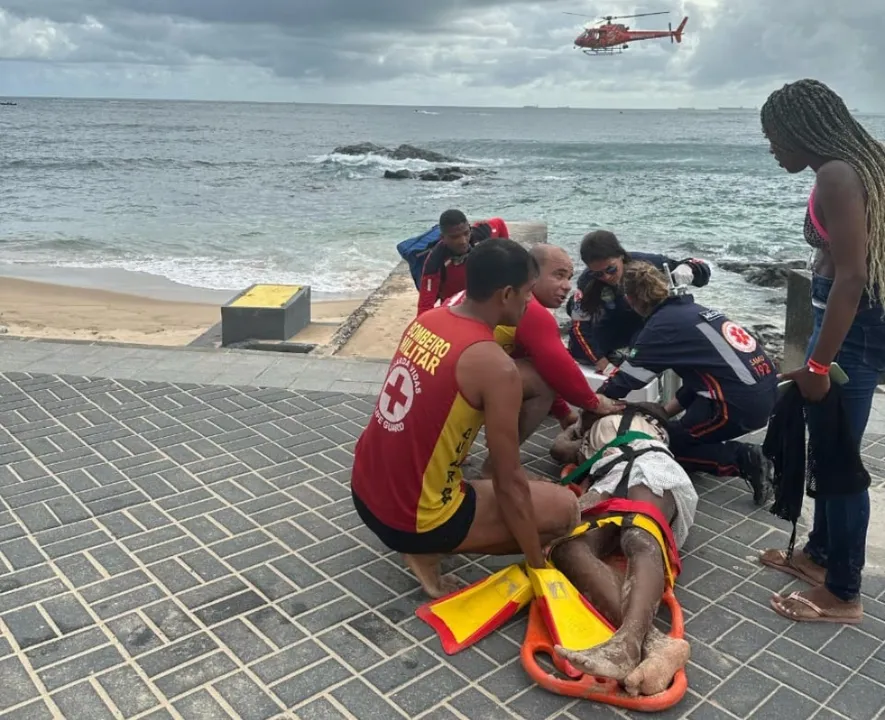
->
[801, 275, 885, 601]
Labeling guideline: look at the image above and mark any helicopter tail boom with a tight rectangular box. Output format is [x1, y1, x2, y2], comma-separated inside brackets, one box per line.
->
[672, 16, 688, 43]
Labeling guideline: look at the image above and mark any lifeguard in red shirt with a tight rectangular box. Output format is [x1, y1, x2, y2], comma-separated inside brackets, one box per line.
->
[416, 209, 508, 316]
[352, 239, 580, 598]
[446, 244, 623, 444]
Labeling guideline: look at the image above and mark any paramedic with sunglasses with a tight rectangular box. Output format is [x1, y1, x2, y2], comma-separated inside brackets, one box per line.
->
[566, 230, 712, 373]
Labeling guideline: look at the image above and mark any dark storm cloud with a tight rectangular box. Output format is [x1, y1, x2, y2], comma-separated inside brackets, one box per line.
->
[3, 0, 564, 33]
[686, 0, 884, 101]
[3, 0, 883, 105]
[4, 0, 646, 87]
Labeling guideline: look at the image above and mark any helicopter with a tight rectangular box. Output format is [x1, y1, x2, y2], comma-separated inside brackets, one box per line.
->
[565, 10, 688, 55]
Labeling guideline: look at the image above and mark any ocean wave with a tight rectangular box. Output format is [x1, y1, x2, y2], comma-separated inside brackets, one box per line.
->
[0, 247, 397, 296]
[0, 234, 110, 254]
[2, 157, 261, 172]
[311, 152, 484, 173]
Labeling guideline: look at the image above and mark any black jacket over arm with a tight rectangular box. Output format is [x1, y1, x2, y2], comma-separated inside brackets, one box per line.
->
[762, 383, 870, 555]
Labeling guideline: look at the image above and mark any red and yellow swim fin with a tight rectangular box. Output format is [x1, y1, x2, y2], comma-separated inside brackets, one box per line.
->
[416, 564, 534, 655]
[526, 566, 616, 679]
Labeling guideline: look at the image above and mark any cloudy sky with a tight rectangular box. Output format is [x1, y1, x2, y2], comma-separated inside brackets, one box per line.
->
[1, 0, 882, 110]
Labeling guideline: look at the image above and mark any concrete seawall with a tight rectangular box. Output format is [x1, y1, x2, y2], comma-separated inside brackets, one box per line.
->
[784, 269, 813, 370]
[324, 221, 548, 358]
[784, 269, 885, 385]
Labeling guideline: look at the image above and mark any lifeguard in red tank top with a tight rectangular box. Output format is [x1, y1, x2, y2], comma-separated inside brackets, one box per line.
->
[351, 306, 494, 533]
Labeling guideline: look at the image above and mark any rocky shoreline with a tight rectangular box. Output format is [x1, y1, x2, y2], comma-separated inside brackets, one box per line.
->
[717, 259, 807, 289]
[716, 260, 808, 368]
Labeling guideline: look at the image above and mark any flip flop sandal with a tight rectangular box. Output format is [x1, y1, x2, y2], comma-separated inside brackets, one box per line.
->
[770, 591, 862, 624]
[759, 549, 824, 586]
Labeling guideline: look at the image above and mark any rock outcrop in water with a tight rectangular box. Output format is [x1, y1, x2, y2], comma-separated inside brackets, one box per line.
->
[718, 259, 807, 289]
[333, 142, 458, 164]
[383, 166, 485, 182]
[331, 142, 481, 181]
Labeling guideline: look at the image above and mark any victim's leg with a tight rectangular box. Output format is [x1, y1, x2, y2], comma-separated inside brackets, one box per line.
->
[619, 524, 690, 696]
[556, 525, 666, 680]
[557, 486, 689, 691]
[550, 524, 623, 626]
[617, 486, 675, 637]
[619, 486, 689, 695]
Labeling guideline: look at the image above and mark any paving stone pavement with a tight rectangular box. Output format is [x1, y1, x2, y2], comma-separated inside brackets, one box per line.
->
[2, 340, 885, 718]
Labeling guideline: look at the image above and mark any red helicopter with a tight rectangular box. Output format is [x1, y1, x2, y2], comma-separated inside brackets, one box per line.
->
[565, 11, 688, 55]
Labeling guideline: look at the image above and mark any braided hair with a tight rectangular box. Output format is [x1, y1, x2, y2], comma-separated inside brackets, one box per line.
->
[761, 78, 885, 305]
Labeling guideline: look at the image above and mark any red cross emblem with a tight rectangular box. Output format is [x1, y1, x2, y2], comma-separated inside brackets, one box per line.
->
[722, 321, 757, 353]
[379, 366, 414, 423]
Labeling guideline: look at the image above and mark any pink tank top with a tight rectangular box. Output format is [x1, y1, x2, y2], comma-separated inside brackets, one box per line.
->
[804, 185, 830, 249]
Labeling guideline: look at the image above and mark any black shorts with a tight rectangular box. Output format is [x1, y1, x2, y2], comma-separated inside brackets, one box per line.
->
[352, 484, 477, 554]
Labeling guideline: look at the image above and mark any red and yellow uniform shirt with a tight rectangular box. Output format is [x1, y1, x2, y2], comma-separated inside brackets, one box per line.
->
[351, 307, 495, 532]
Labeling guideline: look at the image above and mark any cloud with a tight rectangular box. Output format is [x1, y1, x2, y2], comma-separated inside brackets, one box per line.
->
[687, 0, 884, 106]
[1, 0, 883, 110]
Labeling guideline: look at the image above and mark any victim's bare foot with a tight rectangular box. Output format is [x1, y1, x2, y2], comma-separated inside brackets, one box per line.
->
[555, 631, 642, 681]
[623, 628, 690, 696]
[403, 554, 465, 599]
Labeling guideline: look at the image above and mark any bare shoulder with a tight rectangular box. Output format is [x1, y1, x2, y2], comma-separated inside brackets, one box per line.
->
[457, 341, 520, 405]
[817, 160, 865, 197]
[460, 341, 519, 378]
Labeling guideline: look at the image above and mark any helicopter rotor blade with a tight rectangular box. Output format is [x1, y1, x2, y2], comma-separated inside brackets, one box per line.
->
[562, 11, 592, 16]
[600, 11, 670, 20]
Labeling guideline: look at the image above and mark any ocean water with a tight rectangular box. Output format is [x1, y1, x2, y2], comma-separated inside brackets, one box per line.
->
[3, 98, 884, 325]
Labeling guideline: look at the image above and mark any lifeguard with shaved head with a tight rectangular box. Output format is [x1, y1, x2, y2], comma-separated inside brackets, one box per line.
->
[447, 243, 624, 448]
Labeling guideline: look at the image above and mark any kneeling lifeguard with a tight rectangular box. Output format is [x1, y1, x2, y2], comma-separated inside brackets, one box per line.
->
[350, 238, 580, 597]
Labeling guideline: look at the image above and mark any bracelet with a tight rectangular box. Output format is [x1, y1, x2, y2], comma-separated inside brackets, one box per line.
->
[807, 359, 831, 375]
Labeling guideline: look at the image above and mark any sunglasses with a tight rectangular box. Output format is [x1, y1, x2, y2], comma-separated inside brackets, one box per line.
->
[589, 264, 619, 279]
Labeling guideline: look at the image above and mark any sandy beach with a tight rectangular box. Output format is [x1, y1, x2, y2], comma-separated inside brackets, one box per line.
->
[336, 272, 418, 359]
[0, 277, 361, 347]
[0, 222, 543, 354]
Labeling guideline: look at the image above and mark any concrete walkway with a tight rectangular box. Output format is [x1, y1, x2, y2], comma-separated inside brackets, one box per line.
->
[1, 336, 885, 719]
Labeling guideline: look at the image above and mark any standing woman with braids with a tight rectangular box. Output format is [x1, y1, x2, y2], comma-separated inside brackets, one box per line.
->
[759, 78, 885, 624]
